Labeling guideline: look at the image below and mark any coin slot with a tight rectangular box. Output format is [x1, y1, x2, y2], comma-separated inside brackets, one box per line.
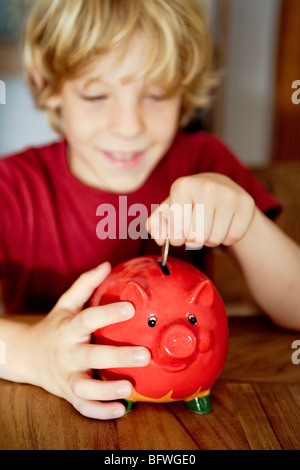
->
[158, 260, 170, 275]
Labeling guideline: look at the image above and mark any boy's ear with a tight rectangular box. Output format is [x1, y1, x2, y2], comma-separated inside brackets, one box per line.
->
[32, 67, 44, 91]
[44, 94, 62, 110]
[32, 66, 62, 110]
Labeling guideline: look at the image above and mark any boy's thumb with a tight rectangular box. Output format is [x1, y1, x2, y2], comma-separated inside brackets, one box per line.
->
[54, 262, 111, 313]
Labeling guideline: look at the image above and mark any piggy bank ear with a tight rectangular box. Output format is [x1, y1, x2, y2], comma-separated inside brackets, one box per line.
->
[187, 280, 214, 307]
[120, 281, 151, 309]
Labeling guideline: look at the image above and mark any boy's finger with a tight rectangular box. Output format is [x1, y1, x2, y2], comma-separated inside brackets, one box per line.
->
[75, 344, 151, 371]
[222, 208, 252, 246]
[206, 207, 234, 247]
[69, 371, 133, 401]
[55, 262, 111, 313]
[146, 197, 170, 244]
[185, 205, 205, 248]
[70, 302, 135, 338]
[72, 396, 126, 420]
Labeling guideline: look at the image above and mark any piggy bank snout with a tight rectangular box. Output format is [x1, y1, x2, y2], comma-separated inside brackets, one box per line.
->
[160, 324, 197, 359]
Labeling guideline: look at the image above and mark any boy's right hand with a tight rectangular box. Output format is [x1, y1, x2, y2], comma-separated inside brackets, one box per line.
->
[26, 262, 151, 420]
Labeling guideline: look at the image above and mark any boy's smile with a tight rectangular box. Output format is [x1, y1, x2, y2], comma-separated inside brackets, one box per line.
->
[49, 34, 182, 193]
[98, 149, 148, 170]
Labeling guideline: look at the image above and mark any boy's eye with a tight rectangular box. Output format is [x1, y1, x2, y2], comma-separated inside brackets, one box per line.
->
[81, 94, 108, 102]
[145, 94, 166, 101]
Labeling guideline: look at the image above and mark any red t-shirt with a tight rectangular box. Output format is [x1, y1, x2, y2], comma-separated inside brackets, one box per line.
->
[0, 131, 281, 313]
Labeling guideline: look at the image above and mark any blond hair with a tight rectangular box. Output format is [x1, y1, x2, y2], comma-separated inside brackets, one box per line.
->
[24, 0, 215, 133]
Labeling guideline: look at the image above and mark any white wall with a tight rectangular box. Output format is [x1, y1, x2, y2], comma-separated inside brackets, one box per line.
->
[221, 0, 280, 165]
[0, 75, 57, 157]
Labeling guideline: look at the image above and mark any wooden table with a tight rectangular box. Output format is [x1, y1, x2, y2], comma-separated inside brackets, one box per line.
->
[0, 313, 299, 450]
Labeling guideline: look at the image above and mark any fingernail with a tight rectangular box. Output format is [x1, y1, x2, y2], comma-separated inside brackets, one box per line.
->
[185, 242, 202, 250]
[121, 303, 135, 318]
[151, 231, 164, 246]
[134, 347, 150, 365]
[113, 406, 125, 419]
[151, 230, 159, 241]
[95, 262, 110, 272]
[117, 383, 132, 398]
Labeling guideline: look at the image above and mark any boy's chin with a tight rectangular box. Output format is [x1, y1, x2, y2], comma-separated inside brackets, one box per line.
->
[107, 176, 147, 194]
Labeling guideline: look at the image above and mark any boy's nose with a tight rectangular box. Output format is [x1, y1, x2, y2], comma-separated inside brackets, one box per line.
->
[110, 105, 145, 139]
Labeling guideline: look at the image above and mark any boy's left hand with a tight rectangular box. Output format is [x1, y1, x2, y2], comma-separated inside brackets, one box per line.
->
[147, 173, 256, 249]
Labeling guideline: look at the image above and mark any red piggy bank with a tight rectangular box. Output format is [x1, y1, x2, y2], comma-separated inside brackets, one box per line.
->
[91, 255, 228, 414]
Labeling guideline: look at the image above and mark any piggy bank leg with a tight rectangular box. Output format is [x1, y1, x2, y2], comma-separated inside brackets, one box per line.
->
[123, 399, 134, 414]
[185, 395, 212, 414]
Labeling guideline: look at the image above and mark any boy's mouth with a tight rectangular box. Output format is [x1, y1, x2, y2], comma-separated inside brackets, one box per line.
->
[100, 149, 147, 169]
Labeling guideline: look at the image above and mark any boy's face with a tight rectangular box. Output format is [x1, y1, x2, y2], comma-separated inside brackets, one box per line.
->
[52, 34, 182, 193]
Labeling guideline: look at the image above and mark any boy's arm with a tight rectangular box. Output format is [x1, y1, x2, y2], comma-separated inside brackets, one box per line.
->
[228, 208, 300, 331]
[0, 318, 33, 383]
[147, 173, 300, 331]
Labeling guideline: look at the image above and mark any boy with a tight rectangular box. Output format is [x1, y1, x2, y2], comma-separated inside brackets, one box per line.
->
[0, 0, 299, 421]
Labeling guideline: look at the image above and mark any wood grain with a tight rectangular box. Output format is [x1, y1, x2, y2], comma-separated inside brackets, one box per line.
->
[0, 315, 299, 450]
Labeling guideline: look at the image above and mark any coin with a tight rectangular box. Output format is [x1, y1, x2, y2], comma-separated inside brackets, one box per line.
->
[160, 237, 170, 267]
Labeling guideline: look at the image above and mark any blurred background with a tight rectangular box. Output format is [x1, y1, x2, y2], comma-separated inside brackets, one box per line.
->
[0, 0, 299, 312]
[0, 0, 57, 155]
[0, 0, 299, 163]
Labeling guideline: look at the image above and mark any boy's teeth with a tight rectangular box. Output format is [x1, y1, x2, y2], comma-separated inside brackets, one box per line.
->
[112, 152, 136, 161]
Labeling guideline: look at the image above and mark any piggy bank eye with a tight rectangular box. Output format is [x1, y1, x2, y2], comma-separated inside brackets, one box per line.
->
[188, 314, 197, 325]
[148, 316, 157, 328]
